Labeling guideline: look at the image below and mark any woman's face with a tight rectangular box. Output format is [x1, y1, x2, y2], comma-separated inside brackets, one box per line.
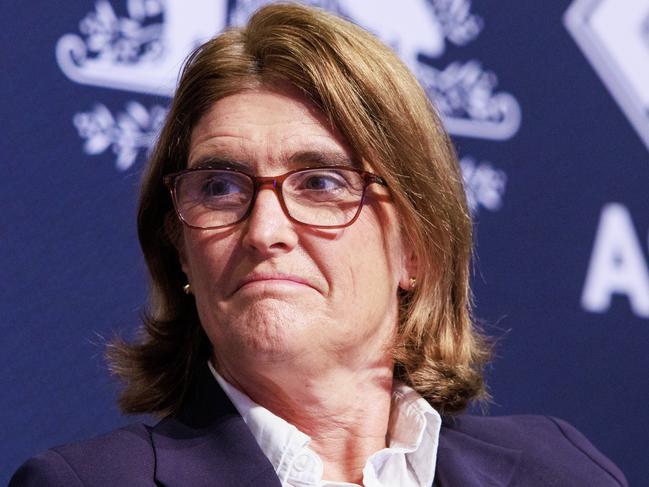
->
[179, 87, 414, 374]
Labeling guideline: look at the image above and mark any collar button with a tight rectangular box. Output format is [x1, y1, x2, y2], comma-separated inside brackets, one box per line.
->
[293, 453, 311, 472]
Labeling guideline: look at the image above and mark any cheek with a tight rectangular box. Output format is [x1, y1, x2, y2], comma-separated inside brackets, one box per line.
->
[182, 231, 238, 296]
[182, 232, 245, 348]
[329, 210, 404, 303]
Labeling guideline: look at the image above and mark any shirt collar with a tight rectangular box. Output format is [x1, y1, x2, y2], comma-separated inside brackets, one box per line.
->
[209, 361, 441, 487]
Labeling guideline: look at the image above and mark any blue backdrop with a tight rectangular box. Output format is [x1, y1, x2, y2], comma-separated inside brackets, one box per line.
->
[2, 1, 648, 484]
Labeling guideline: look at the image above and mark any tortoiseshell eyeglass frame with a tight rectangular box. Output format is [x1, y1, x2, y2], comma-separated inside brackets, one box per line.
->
[163, 165, 388, 230]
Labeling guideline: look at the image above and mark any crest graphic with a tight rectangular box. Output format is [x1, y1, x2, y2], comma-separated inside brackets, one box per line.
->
[564, 0, 649, 153]
[59, 0, 514, 212]
[229, 0, 520, 141]
[56, 0, 227, 95]
[460, 157, 507, 213]
[74, 101, 167, 171]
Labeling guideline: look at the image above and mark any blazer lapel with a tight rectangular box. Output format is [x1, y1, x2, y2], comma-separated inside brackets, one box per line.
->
[150, 365, 521, 487]
[150, 365, 282, 487]
[435, 421, 521, 487]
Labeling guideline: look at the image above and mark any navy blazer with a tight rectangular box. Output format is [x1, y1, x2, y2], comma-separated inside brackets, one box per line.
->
[10, 365, 628, 486]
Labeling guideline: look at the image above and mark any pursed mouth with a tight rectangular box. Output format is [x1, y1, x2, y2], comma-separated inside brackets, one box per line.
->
[233, 274, 315, 294]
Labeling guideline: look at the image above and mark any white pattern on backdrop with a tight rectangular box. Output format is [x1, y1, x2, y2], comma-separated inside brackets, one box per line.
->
[57, 0, 515, 213]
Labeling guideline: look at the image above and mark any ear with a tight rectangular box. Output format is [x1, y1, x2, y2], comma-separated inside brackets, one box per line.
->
[165, 212, 192, 280]
[398, 239, 418, 291]
[177, 237, 194, 285]
[178, 246, 191, 280]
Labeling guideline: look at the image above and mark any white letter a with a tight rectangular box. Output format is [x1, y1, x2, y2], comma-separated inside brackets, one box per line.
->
[581, 203, 649, 318]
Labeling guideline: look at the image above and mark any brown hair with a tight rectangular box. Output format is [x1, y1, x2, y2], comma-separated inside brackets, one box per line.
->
[107, 2, 490, 416]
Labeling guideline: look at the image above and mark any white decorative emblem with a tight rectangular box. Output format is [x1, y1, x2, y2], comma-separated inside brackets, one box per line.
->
[460, 157, 507, 214]
[58, 0, 513, 212]
[74, 102, 167, 171]
[564, 0, 649, 153]
[56, 0, 227, 95]
[231, 0, 521, 141]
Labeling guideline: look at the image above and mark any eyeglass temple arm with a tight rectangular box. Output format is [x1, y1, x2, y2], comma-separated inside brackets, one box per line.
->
[366, 173, 388, 186]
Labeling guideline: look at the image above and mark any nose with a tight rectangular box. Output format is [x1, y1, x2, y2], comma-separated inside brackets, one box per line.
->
[240, 184, 298, 256]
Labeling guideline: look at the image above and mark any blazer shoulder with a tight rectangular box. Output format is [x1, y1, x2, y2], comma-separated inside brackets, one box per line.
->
[9, 423, 155, 487]
[441, 414, 628, 487]
[9, 449, 83, 487]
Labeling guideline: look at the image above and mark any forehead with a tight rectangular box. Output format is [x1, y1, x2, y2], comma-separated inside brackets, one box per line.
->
[187, 88, 356, 171]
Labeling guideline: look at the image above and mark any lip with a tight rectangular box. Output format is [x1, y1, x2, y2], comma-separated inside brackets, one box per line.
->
[233, 272, 315, 294]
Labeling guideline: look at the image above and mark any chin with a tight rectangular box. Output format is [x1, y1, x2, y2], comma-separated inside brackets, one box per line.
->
[218, 300, 316, 359]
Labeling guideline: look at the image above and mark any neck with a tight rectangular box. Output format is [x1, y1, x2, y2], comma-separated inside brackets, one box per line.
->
[217, 353, 395, 483]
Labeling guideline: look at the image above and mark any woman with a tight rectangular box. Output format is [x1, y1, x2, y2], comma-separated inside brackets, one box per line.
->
[11, 3, 627, 486]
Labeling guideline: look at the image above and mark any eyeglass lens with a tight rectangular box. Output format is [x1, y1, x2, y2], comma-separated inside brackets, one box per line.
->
[174, 168, 367, 228]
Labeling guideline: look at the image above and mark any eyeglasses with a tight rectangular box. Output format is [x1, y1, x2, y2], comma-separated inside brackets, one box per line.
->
[164, 166, 388, 229]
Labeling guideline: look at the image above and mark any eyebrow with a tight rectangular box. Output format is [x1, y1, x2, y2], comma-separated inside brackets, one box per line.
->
[190, 150, 361, 172]
[191, 156, 250, 171]
[288, 150, 361, 169]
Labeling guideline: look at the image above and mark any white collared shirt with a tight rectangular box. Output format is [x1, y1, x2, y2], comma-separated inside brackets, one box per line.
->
[208, 362, 441, 487]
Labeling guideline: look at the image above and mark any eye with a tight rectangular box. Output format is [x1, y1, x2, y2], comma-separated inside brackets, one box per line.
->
[302, 173, 345, 191]
[189, 171, 252, 210]
[203, 177, 237, 196]
[291, 169, 355, 193]
[286, 168, 365, 205]
[200, 173, 246, 198]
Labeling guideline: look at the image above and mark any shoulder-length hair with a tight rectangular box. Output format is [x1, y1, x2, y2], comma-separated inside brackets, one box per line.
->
[107, 2, 490, 416]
